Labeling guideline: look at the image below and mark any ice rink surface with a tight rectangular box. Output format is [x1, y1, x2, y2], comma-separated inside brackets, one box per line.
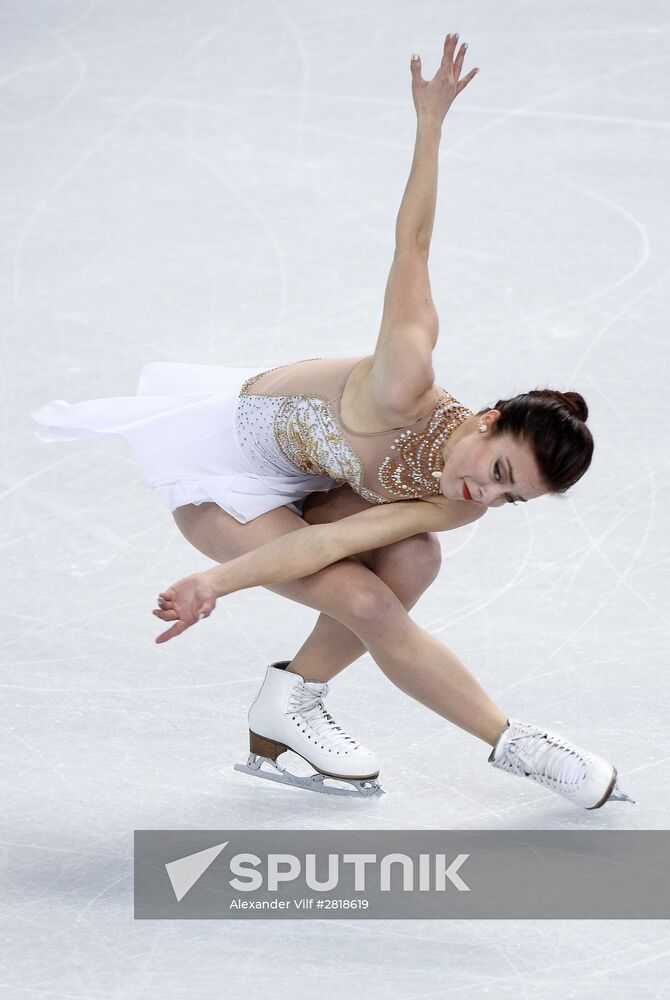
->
[5, 0, 670, 995]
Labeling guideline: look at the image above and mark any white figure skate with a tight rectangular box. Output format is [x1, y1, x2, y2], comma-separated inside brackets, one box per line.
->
[489, 719, 636, 809]
[234, 661, 384, 798]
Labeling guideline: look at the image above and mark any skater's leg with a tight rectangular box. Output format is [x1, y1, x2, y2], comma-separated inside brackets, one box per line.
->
[287, 532, 441, 682]
[266, 572, 510, 749]
[289, 484, 441, 681]
[172, 500, 508, 747]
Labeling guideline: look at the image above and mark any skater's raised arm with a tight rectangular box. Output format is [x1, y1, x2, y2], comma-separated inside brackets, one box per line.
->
[367, 35, 480, 417]
[152, 498, 485, 643]
[396, 34, 478, 254]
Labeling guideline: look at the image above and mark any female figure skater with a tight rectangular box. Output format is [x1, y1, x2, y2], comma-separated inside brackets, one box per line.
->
[32, 35, 634, 809]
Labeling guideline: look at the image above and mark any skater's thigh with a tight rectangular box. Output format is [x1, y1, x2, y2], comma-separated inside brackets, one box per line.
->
[172, 500, 306, 561]
[171, 501, 405, 628]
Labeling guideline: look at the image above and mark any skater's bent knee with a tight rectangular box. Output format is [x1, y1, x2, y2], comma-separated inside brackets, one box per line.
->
[375, 531, 442, 581]
[279, 558, 405, 631]
[340, 579, 406, 633]
[296, 558, 399, 624]
[404, 531, 442, 569]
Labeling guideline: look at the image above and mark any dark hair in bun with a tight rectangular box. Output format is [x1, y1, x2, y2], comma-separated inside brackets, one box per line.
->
[541, 389, 589, 423]
[477, 388, 593, 494]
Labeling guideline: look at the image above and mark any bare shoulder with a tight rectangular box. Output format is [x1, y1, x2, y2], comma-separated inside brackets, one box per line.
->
[344, 355, 440, 432]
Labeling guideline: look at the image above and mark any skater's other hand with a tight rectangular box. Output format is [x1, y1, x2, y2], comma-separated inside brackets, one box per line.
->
[152, 572, 217, 644]
[411, 33, 479, 126]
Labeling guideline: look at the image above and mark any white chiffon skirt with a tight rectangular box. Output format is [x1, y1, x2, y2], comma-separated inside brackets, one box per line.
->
[30, 362, 339, 524]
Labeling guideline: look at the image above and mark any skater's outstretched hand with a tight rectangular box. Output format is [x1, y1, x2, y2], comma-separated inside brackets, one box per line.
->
[152, 572, 218, 644]
[411, 33, 479, 126]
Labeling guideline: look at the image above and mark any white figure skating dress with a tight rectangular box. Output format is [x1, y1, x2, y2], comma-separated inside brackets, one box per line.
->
[30, 355, 474, 523]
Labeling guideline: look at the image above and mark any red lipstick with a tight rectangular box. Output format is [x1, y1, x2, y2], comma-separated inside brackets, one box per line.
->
[463, 481, 472, 501]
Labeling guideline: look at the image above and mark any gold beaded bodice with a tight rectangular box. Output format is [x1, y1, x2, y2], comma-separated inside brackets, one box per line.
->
[234, 356, 473, 504]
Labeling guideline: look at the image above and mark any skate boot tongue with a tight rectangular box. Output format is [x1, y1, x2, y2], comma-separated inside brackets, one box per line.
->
[303, 680, 329, 696]
[292, 681, 359, 750]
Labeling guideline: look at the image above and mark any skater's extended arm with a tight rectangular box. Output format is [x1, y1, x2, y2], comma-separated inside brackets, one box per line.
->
[368, 35, 480, 417]
[152, 498, 485, 643]
[204, 498, 481, 597]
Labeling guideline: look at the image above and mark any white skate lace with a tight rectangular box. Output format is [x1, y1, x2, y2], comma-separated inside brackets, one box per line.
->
[288, 682, 359, 750]
[506, 731, 587, 790]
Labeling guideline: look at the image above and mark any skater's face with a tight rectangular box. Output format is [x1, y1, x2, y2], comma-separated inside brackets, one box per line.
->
[436, 411, 548, 508]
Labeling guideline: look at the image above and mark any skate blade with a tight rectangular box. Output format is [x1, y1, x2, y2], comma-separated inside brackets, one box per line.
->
[607, 781, 636, 804]
[234, 753, 385, 798]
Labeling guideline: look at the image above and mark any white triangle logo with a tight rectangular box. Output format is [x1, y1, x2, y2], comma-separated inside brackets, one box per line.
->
[165, 841, 228, 902]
